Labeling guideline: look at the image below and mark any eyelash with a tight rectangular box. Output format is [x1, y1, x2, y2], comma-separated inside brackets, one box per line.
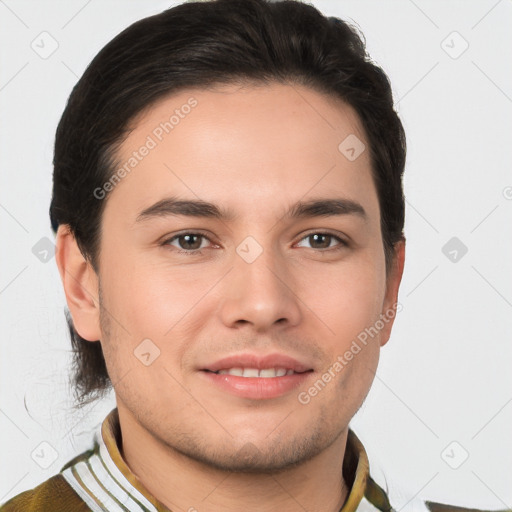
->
[161, 231, 348, 256]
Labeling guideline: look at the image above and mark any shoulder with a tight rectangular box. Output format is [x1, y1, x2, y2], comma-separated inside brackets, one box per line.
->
[0, 472, 90, 512]
[365, 473, 510, 512]
[425, 502, 511, 512]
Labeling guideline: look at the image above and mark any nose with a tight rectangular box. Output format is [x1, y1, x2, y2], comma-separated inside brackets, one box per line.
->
[218, 242, 302, 333]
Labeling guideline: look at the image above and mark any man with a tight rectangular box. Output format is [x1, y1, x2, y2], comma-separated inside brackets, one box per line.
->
[0, 0, 505, 511]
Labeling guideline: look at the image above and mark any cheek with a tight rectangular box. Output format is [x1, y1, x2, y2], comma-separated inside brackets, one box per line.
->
[298, 257, 386, 350]
[99, 259, 220, 379]
[333, 341, 380, 412]
[102, 257, 205, 334]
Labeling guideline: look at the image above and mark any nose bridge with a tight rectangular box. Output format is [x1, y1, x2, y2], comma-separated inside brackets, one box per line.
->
[218, 234, 301, 331]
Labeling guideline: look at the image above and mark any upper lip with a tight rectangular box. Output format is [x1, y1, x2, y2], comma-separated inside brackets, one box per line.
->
[201, 353, 313, 373]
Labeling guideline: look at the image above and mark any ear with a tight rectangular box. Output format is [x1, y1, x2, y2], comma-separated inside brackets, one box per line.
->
[379, 238, 406, 347]
[55, 224, 102, 342]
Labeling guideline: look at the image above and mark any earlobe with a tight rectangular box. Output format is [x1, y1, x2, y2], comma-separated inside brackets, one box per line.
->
[379, 239, 406, 347]
[55, 225, 102, 342]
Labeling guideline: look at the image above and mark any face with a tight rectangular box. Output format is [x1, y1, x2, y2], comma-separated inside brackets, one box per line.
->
[76, 82, 403, 472]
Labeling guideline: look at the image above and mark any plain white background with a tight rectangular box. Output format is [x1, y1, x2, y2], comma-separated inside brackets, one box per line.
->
[1, 0, 511, 509]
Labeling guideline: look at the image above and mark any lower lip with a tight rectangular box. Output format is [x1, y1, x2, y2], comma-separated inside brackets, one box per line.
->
[200, 371, 313, 400]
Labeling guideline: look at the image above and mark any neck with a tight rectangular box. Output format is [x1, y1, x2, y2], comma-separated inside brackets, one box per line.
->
[117, 406, 350, 512]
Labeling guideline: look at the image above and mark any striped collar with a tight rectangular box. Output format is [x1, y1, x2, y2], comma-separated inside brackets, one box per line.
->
[61, 407, 394, 512]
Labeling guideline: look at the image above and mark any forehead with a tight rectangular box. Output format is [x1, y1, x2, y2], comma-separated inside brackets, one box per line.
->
[104, 82, 378, 224]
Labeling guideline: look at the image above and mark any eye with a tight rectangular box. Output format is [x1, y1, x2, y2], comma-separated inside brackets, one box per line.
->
[296, 232, 347, 251]
[161, 230, 347, 256]
[163, 232, 213, 254]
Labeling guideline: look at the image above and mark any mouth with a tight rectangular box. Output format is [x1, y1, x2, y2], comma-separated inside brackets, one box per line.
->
[205, 367, 308, 378]
[199, 353, 314, 399]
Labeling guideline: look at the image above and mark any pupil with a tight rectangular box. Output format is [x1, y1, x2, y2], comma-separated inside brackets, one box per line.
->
[182, 234, 200, 250]
[312, 234, 329, 248]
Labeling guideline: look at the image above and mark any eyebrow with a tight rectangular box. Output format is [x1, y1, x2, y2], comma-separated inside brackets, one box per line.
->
[135, 196, 367, 223]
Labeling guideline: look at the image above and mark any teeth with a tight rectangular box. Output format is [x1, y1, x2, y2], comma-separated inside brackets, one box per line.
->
[218, 367, 242, 376]
[216, 367, 294, 378]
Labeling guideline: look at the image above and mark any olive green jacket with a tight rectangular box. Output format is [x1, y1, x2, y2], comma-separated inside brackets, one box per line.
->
[0, 409, 507, 512]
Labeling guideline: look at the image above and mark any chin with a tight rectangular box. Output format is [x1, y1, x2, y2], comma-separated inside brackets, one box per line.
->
[171, 427, 329, 474]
